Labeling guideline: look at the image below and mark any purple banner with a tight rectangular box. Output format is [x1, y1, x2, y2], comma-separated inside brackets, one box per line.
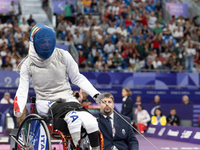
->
[0, 0, 17, 14]
[53, 0, 75, 14]
[166, 3, 188, 17]
[56, 44, 68, 50]
[1, 72, 200, 104]
[145, 125, 200, 144]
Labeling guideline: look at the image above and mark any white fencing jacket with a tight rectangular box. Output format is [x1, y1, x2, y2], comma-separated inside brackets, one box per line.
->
[14, 42, 99, 117]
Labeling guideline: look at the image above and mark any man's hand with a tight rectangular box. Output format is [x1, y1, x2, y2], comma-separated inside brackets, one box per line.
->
[93, 93, 104, 103]
[73, 89, 83, 103]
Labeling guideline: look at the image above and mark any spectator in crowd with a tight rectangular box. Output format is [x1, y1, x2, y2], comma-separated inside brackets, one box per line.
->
[94, 56, 105, 70]
[152, 22, 162, 34]
[163, 24, 172, 36]
[56, 19, 67, 40]
[0, 34, 8, 45]
[81, 91, 92, 105]
[113, 51, 122, 68]
[94, 92, 139, 150]
[152, 56, 162, 69]
[77, 0, 84, 14]
[144, 57, 154, 70]
[182, 95, 193, 105]
[78, 50, 86, 68]
[148, 12, 157, 29]
[101, 18, 109, 32]
[0, 19, 4, 31]
[172, 26, 184, 41]
[116, 24, 128, 37]
[151, 95, 161, 104]
[3, 19, 13, 34]
[64, 2, 72, 21]
[135, 104, 150, 133]
[177, 16, 185, 26]
[121, 87, 133, 120]
[155, 1, 162, 14]
[125, 16, 133, 28]
[185, 42, 196, 70]
[27, 14, 35, 26]
[151, 108, 167, 126]
[168, 20, 177, 32]
[1, 57, 12, 70]
[135, 95, 142, 105]
[132, 22, 141, 35]
[103, 41, 115, 55]
[9, 1, 18, 19]
[162, 48, 171, 59]
[167, 108, 180, 126]
[19, 17, 29, 33]
[107, 23, 116, 35]
[14, 29, 22, 43]
[0, 92, 14, 104]
[73, 29, 83, 46]
[83, 0, 91, 8]
[90, 0, 98, 12]
[42, 0, 49, 12]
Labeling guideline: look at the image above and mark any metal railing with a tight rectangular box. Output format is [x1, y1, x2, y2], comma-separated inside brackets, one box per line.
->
[78, 68, 196, 73]
[0, 82, 199, 89]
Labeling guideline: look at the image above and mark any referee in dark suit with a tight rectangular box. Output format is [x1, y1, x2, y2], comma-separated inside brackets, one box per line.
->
[94, 92, 138, 150]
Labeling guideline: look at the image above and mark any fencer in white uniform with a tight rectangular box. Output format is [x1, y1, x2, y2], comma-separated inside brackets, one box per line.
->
[14, 24, 103, 149]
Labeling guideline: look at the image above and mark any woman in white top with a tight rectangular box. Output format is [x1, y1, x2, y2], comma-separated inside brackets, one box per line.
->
[185, 42, 196, 70]
[136, 104, 150, 133]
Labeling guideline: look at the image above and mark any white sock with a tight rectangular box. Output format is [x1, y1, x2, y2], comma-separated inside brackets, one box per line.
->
[71, 132, 80, 147]
[92, 146, 100, 150]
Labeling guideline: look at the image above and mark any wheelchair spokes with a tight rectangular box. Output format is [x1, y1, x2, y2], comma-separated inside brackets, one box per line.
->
[17, 120, 48, 150]
[11, 114, 51, 150]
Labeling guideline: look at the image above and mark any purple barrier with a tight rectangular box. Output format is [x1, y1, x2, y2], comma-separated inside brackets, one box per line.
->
[145, 125, 200, 144]
[0, 104, 12, 132]
[53, 1, 75, 14]
[0, 72, 200, 104]
[56, 44, 68, 51]
[0, 0, 18, 14]
[166, 3, 188, 17]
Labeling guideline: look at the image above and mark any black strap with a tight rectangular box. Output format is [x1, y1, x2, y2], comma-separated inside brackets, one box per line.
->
[51, 102, 90, 119]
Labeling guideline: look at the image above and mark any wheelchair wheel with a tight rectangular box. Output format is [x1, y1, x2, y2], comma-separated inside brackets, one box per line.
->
[15, 114, 51, 150]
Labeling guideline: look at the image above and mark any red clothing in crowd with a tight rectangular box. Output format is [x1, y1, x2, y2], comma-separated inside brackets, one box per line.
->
[104, 11, 109, 19]
[140, 16, 148, 26]
[125, 20, 132, 28]
[79, 57, 85, 65]
[152, 40, 160, 49]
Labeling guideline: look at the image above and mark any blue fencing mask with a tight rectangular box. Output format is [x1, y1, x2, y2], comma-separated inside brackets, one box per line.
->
[30, 24, 56, 59]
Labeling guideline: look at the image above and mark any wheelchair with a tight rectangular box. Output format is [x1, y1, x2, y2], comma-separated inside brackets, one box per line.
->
[10, 99, 104, 150]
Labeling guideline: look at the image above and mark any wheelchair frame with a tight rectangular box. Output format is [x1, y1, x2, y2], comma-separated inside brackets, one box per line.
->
[10, 104, 104, 150]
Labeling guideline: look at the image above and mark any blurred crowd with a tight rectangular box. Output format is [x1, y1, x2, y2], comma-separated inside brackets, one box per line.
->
[0, 15, 36, 71]
[1, 0, 200, 73]
[120, 87, 195, 133]
[57, 0, 200, 72]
